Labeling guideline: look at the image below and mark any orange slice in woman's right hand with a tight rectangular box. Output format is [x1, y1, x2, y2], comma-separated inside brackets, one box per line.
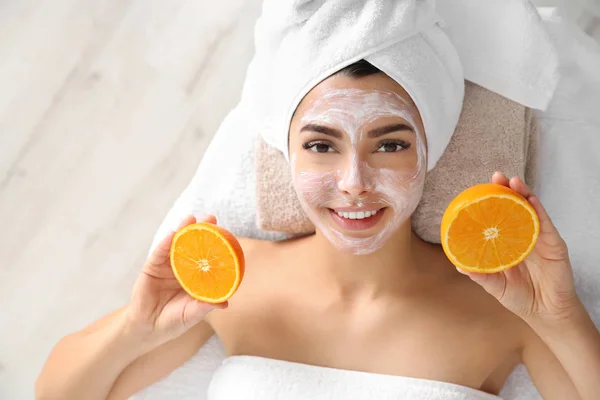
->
[170, 222, 245, 304]
[441, 183, 540, 274]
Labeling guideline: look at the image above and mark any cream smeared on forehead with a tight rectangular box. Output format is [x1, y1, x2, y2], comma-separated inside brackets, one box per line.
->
[300, 89, 420, 146]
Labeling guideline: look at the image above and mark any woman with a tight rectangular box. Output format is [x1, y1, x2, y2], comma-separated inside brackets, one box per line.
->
[36, 60, 600, 399]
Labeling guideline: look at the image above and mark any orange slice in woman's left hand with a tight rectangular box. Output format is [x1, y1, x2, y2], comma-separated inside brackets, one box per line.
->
[170, 222, 245, 304]
[441, 183, 540, 274]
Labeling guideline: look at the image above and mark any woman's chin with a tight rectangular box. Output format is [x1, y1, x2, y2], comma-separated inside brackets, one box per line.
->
[323, 232, 386, 256]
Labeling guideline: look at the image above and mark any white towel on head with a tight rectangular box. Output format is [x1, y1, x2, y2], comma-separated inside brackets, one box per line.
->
[258, 0, 465, 172]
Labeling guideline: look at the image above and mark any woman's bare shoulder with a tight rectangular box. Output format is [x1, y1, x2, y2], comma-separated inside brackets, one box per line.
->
[452, 273, 521, 319]
[449, 271, 532, 348]
[207, 236, 307, 325]
[237, 235, 310, 267]
[424, 245, 523, 327]
[237, 236, 275, 258]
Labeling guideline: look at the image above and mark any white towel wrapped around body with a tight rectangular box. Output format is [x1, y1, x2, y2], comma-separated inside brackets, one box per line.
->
[207, 356, 503, 400]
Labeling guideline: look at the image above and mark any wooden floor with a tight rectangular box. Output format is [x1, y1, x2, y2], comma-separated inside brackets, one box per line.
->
[0, 1, 262, 397]
[0, 0, 598, 398]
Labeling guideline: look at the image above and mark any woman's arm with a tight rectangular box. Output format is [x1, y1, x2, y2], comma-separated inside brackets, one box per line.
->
[109, 320, 215, 399]
[459, 174, 600, 399]
[36, 307, 147, 399]
[520, 318, 579, 399]
[36, 308, 215, 400]
[36, 215, 223, 399]
[523, 299, 600, 400]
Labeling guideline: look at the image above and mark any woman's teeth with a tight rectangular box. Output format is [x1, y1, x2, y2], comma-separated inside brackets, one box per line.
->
[336, 210, 379, 220]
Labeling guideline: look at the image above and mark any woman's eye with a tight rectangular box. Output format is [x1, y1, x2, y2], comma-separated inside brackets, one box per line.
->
[304, 142, 334, 153]
[315, 144, 332, 153]
[377, 141, 410, 153]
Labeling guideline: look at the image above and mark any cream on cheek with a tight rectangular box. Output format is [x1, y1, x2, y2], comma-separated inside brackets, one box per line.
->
[291, 89, 427, 255]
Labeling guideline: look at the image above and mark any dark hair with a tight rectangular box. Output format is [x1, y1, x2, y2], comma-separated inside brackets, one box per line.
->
[336, 59, 382, 78]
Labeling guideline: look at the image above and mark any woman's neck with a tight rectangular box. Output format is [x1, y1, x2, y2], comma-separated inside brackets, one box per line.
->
[305, 221, 428, 300]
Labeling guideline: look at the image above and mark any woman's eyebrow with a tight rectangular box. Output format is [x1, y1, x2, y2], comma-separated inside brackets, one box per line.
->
[300, 124, 343, 138]
[368, 123, 414, 138]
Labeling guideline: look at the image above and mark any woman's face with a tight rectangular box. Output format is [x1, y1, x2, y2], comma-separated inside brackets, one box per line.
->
[289, 73, 427, 255]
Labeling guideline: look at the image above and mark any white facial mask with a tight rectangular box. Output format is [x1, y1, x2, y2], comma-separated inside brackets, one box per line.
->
[290, 89, 427, 255]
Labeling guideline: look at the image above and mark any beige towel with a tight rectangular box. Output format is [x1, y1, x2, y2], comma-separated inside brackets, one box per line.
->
[256, 81, 540, 243]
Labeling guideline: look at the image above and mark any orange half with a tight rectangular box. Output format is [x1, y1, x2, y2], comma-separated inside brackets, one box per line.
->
[441, 183, 540, 274]
[170, 222, 245, 303]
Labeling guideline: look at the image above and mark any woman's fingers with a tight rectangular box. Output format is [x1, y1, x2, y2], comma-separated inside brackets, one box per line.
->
[176, 214, 197, 230]
[181, 298, 229, 328]
[456, 268, 508, 301]
[499, 178, 567, 259]
[528, 196, 555, 233]
[528, 195, 567, 261]
[509, 176, 533, 199]
[492, 173, 534, 202]
[150, 215, 195, 267]
[503, 177, 557, 237]
[200, 214, 217, 225]
[147, 214, 213, 269]
[145, 214, 218, 274]
[176, 214, 218, 232]
[146, 231, 175, 268]
[491, 171, 510, 186]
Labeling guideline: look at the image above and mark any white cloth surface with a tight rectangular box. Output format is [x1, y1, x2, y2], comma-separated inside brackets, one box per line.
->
[130, 335, 226, 400]
[500, 7, 600, 399]
[206, 356, 503, 400]
[135, 6, 600, 400]
[436, 0, 559, 110]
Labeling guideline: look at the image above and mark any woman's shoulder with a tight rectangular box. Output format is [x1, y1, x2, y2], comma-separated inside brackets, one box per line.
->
[448, 271, 532, 347]
[237, 237, 280, 271]
[237, 236, 276, 259]
[237, 235, 310, 268]
[207, 236, 308, 322]
[233, 235, 312, 297]
[421, 243, 528, 332]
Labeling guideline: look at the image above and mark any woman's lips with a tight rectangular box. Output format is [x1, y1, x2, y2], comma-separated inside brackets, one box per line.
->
[328, 207, 386, 231]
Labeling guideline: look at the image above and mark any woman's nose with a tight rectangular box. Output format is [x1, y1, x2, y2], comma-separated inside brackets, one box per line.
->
[337, 158, 374, 197]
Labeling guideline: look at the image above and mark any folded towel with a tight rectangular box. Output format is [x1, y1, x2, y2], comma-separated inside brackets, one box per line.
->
[257, 81, 540, 243]
[413, 84, 540, 243]
[208, 356, 503, 400]
[258, 0, 465, 171]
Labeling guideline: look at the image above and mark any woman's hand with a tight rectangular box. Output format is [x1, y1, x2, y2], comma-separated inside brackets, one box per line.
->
[459, 172, 581, 324]
[126, 214, 226, 347]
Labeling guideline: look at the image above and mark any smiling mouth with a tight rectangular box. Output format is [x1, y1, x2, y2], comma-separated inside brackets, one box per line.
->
[328, 207, 386, 231]
[332, 208, 383, 220]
